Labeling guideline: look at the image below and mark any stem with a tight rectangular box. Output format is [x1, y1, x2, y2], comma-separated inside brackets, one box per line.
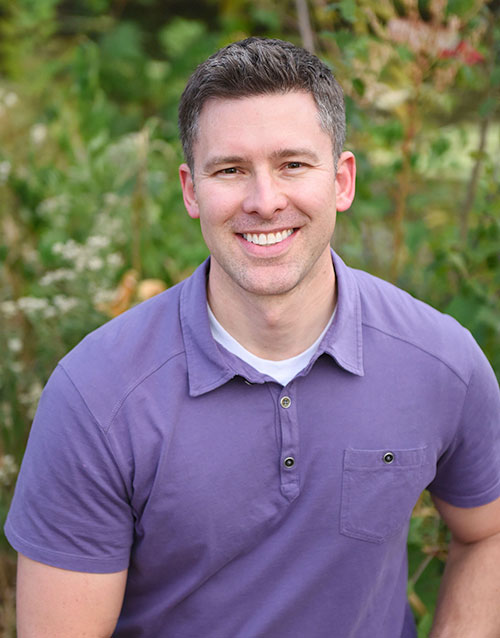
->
[409, 553, 434, 587]
[391, 100, 417, 281]
[460, 116, 490, 243]
[131, 128, 149, 278]
[295, 0, 315, 53]
[461, 17, 496, 243]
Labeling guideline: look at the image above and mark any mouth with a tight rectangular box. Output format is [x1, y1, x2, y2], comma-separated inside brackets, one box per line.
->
[241, 229, 294, 246]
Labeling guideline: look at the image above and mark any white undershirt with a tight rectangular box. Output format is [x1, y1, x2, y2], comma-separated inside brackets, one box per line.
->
[208, 304, 335, 386]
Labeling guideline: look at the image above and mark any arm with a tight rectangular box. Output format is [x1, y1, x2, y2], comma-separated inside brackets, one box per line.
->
[429, 494, 500, 637]
[17, 554, 128, 638]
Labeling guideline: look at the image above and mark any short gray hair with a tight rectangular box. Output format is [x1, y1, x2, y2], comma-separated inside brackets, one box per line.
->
[178, 37, 346, 172]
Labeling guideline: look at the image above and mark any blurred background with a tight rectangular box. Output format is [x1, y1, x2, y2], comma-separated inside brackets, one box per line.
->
[0, 0, 499, 635]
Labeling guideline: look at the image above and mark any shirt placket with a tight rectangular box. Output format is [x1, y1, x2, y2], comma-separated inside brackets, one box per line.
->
[277, 386, 300, 501]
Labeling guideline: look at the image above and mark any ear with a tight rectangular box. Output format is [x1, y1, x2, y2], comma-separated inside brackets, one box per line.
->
[179, 163, 200, 219]
[334, 152, 356, 212]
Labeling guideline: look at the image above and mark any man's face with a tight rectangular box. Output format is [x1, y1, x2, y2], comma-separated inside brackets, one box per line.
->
[179, 91, 355, 300]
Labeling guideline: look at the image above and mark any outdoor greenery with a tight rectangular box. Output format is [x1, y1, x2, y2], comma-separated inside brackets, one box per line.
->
[1, 0, 499, 635]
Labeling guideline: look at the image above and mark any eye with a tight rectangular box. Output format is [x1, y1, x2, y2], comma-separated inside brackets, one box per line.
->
[286, 161, 303, 169]
[218, 167, 238, 175]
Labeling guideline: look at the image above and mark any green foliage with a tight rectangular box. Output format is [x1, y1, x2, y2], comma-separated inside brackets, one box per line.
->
[0, 5, 215, 555]
[0, 0, 499, 631]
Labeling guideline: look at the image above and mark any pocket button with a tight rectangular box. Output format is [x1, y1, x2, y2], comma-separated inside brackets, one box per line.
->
[382, 451, 395, 464]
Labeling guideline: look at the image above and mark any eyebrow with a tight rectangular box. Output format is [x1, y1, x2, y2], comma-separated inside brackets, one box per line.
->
[202, 155, 246, 173]
[202, 148, 321, 173]
[270, 148, 321, 162]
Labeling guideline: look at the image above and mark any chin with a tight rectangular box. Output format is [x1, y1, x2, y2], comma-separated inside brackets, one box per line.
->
[233, 273, 302, 298]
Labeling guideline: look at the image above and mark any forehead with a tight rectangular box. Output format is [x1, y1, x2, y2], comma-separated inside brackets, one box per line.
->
[198, 91, 320, 128]
[193, 92, 330, 165]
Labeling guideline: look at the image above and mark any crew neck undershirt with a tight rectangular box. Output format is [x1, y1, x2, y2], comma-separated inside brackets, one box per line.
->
[207, 304, 335, 386]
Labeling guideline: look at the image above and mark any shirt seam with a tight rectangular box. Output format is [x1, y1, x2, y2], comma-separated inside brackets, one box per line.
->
[106, 349, 186, 431]
[427, 354, 487, 503]
[361, 322, 470, 387]
[55, 364, 136, 500]
[440, 355, 482, 489]
[59, 349, 186, 434]
[57, 363, 109, 433]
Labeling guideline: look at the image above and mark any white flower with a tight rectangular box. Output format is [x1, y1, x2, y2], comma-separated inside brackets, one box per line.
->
[7, 337, 22, 353]
[4, 92, 18, 107]
[1, 300, 17, 317]
[0, 454, 18, 486]
[52, 239, 79, 260]
[30, 123, 47, 145]
[38, 194, 69, 216]
[43, 306, 57, 319]
[40, 269, 77, 286]
[107, 253, 123, 268]
[93, 289, 114, 305]
[87, 235, 110, 250]
[52, 295, 79, 313]
[373, 88, 410, 111]
[1, 403, 13, 430]
[104, 192, 120, 206]
[10, 361, 23, 375]
[17, 296, 50, 314]
[0, 160, 11, 183]
[19, 381, 43, 419]
[87, 256, 104, 271]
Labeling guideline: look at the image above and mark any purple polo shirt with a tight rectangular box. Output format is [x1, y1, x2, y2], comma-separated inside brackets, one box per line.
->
[6, 252, 500, 638]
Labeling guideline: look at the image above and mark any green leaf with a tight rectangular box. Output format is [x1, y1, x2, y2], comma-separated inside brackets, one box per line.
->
[329, 0, 357, 23]
[431, 137, 451, 157]
[479, 97, 497, 119]
[417, 613, 433, 637]
[396, 45, 414, 63]
[491, 66, 500, 87]
[250, 7, 281, 31]
[352, 77, 365, 96]
[159, 18, 206, 59]
[446, 0, 476, 17]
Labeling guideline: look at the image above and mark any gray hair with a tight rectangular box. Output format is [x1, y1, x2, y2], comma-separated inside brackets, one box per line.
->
[178, 37, 346, 173]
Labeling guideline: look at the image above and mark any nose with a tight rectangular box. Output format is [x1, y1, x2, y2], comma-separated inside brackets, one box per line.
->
[241, 170, 288, 218]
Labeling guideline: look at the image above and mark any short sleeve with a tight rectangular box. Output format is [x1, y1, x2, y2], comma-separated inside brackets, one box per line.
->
[428, 340, 500, 507]
[4, 364, 133, 573]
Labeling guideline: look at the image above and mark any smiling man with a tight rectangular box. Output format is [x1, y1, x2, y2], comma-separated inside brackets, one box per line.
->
[179, 90, 355, 359]
[6, 38, 500, 638]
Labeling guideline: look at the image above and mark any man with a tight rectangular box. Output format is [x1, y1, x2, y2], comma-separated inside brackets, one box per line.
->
[6, 38, 500, 638]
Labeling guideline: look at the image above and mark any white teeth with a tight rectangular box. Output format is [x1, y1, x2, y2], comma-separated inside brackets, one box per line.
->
[243, 229, 293, 246]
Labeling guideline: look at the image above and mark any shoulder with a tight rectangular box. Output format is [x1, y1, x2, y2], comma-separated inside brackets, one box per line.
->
[57, 278, 188, 430]
[351, 267, 480, 385]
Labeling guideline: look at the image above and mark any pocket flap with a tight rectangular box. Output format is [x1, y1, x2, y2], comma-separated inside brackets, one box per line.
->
[344, 447, 428, 470]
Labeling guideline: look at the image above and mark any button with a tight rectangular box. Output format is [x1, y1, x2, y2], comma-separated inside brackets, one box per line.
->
[280, 396, 291, 408]
[284, 456, 295, 468]
[383, 451, 395, 464]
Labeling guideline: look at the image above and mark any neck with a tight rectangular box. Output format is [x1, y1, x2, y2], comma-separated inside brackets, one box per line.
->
[207, 255, 336, 361]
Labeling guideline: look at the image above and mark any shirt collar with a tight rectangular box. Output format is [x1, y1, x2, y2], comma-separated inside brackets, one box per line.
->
[319, 250, 364, 377]
[180, 250, 364, 397]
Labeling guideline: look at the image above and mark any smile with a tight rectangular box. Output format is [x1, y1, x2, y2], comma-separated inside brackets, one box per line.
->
[241, 229, 294, 246]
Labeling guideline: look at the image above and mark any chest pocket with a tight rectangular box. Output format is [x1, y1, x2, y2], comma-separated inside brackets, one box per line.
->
[340, 447, 429, 544]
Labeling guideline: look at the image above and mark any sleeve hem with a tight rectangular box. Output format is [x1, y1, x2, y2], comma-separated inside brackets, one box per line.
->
[4, 522, 130, 574]
[428, 480, 500, 509]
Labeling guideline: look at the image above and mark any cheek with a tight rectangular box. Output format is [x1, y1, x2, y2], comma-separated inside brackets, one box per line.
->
[292, 181, 336, 214]
[197, 187, 240, 223]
